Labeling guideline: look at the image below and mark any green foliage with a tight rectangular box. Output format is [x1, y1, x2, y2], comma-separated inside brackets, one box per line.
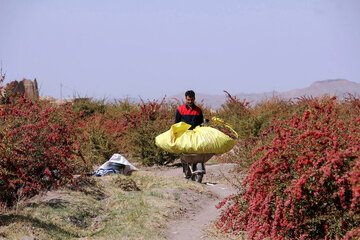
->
[129, 99, 178, 166]
[87, 124, 118, 163]
[76, 98, 179, 166]
[71, 98, 106, 118]
[132, 117, 177, 166]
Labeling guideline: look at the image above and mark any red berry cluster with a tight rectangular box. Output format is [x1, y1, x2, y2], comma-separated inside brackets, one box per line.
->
[0, 77, 83, 207]
[217, 97, 360, 239]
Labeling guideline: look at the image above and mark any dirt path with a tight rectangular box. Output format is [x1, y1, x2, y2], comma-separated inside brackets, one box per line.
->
[147, 163, 240, 240]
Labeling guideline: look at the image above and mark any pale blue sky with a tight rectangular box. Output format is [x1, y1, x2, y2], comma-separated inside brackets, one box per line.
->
[0, 0, 359, 99]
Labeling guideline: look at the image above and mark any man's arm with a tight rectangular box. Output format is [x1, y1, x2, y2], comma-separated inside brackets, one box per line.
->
[175, 109, 181, 124]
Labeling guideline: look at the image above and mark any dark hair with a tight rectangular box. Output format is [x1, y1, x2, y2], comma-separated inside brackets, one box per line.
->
[185, 90, 195, 98]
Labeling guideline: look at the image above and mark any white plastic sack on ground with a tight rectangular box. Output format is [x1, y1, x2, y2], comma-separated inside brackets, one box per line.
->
[96, 154, 138, 176]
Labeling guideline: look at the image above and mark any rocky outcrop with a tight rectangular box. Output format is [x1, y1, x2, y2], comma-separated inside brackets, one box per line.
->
[5, 78, 39, 100]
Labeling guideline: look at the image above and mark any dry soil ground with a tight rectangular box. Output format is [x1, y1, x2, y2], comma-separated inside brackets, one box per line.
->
[145, 162, 245, 240]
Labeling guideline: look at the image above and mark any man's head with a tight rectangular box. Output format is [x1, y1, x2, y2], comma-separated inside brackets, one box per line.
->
[185, 90, 195, 107]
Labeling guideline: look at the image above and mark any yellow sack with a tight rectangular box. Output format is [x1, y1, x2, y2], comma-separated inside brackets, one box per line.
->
[155, 119, 237, 154]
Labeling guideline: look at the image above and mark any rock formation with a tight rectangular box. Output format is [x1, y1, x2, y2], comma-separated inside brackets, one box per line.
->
[5, 78, 39, 100]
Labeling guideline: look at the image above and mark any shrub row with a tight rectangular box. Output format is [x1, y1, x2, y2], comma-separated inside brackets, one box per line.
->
[0, 85, 85, 206]
[216, 96, 360, 239]
[74, 98, 179, 166]
[3, 71, 360, 240]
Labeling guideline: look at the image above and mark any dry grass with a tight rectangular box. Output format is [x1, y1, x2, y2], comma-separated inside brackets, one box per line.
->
[203, 221, 248, 240]
[0, 171, 206, 240]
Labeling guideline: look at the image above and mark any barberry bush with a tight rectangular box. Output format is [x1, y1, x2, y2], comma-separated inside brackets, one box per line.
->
[130, 99, 179, 166]
[216, 91, 298, 168]
[77, 98, 179, 166]
[0, 79, 85, 207]
[217, 97, 360, 239]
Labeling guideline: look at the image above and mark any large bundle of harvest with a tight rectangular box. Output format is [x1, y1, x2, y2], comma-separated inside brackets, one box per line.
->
[155, 117, 238, 154]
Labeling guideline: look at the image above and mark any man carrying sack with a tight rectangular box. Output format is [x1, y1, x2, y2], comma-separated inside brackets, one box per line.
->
[175, 90, 204, 178]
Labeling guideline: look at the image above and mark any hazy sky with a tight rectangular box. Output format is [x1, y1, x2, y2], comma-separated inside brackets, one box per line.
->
[1, 0, 359, 100]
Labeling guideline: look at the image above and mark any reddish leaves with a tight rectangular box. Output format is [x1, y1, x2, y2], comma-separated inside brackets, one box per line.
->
[78, 97, 177, 166]
[217, 97, 360, 239]
[0, 80, 82, 206]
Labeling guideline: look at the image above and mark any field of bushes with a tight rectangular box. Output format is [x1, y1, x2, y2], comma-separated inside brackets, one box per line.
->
[216, 94, 360, 239]
[1, 73, 359, 239]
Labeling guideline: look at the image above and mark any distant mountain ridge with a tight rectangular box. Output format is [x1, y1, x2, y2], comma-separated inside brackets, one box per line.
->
[169, 79, 360, 109]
